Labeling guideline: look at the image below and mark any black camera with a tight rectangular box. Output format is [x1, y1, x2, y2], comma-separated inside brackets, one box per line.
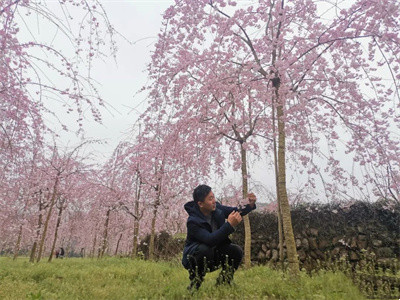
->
[236, 205, 245, 216]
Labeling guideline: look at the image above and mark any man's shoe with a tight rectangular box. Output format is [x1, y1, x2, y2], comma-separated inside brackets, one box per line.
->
[216, 269, 233, 286]
[216, 277, 231, 286]
[187, 280, 202, 291]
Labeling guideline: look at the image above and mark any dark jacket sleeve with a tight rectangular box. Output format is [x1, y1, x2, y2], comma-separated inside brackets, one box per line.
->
[187, 220, 235, 247]
[216, 202, 236, 218]
[216, 202, 256, 218]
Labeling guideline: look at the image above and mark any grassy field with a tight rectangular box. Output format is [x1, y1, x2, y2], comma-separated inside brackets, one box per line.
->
[0, 257, 365, 299]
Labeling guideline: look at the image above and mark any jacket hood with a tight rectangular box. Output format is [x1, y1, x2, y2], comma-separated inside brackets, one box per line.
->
[184, 201, 207, 220]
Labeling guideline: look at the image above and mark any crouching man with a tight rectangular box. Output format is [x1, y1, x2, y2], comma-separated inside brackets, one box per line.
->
[182, 184, 256, 290]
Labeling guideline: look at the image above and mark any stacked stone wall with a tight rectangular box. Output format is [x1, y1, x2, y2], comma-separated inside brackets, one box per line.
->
[232, 201, 400, 269]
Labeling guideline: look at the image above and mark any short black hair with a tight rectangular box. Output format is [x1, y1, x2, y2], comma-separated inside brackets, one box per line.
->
[193, 184, 212, 203]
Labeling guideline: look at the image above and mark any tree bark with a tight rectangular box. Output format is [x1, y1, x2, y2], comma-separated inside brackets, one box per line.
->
[272, 95, 285, 268]
[132, 180, 141, 259]
[132, 216, 140, 259]
[269, 5, 298, 271]
[30, 199, 44, 262]
[277, 100, 299, 275]
[37, 176, 59, 262]
[115, 233, 123, 256]
[48, 200, 64, 262]
[100, 209, 111, 258]
[148, 195, 160, 261]
[240, 142, 252, 269]
[13, 225, 23, 260]
[13, 192, 29, 261]
[91, 233, 97, 258]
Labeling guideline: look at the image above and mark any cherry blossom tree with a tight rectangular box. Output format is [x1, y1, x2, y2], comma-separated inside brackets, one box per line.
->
[34, 142, 95, 262]
[133, 119, 208, 260]
[145, 0, 400, 274]
[1, 0, 119, 261]
[1, 0, 117, 130]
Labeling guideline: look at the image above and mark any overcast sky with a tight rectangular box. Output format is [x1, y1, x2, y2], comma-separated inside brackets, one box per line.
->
[62, 0, 176, 159]
[15, 1, 175, 158]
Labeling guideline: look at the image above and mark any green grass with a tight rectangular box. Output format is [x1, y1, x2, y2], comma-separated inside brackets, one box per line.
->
[0, 257, 364, 299]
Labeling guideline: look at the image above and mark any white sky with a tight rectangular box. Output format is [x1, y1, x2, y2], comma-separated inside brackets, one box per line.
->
[14, 1, 176, 158]
[57, 0, 176, 160]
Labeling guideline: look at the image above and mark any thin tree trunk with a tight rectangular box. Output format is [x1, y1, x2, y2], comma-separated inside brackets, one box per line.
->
[149, 160, 164, 261]
[30, 220, 40, 262]
[91, 233, 97, 258]
[100, 209, 111, 258]
[132, 180, 141, 259]
[37, 176, 59, 262]
[132, 217, 140, 259]
[149, 198, 160, 261]
[277, 197, 284, 265]
[269, 5, 298, 270]
[48, 200, 64, 262]
[115, 233, 123, 256]
[240, 142, 252, 269]
[30, 242, 37, 262]
[13, 225, 23, 260]
[30, 202, 44, 262]
[13, 191, 29, 261]
[277, 100, 299, 275]
[272, 95, 285, 268]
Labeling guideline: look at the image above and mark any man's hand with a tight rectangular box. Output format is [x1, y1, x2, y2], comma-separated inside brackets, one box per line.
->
[227, 211, 242, 227]
[248, 192, 257, 208]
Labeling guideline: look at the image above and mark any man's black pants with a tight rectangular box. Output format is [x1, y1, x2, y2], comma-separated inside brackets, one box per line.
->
[186, 243, 243, 286]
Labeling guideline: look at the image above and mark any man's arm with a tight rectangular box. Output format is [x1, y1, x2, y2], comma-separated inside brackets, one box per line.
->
[187, 220, 235, 247]
[216, 202, 236, 218]
[187, 211, 242, 247]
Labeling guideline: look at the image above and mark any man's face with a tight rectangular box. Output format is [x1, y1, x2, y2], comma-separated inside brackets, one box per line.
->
[198, 191, 216, 214]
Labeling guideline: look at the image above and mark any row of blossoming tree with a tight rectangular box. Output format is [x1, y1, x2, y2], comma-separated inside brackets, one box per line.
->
[1, 0, 399, 273]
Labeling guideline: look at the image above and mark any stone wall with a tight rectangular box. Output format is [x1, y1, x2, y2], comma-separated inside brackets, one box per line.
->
[232, 200, 400, 268]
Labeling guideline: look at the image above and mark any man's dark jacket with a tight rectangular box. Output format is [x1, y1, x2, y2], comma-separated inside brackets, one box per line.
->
[182, 201, 256, 269]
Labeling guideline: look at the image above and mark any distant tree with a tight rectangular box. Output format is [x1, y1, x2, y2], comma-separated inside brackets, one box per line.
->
[1, 0, 117, 261]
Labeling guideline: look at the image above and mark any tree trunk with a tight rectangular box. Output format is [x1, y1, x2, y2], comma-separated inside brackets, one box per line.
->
[30, 202, 44, 262]
[149, 160, 164, 261]
[37, 176, 59, 262]
[91, 233, 97, 258]
[132, 181, 141, 259]
[240, 142, 252, 269]
[13, 191, 29, 261]
[148, 199, 160, 261]
[277, 198, 284, 266]
[115, 233, 123, 256]
[13, 225, 23, 260]
[277, 101, 299, 275]
[100, 209, 111, 258]
[132, 217, 140, 259]
[48, 201, 64, 262]
[30, 242, 37, 263]
[272, 96, 285, 268]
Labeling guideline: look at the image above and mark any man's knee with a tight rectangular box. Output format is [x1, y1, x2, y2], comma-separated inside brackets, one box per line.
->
[195, 244, 214, 261]
[229, 244, 243, 260]
[218, 244, 243, 267]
